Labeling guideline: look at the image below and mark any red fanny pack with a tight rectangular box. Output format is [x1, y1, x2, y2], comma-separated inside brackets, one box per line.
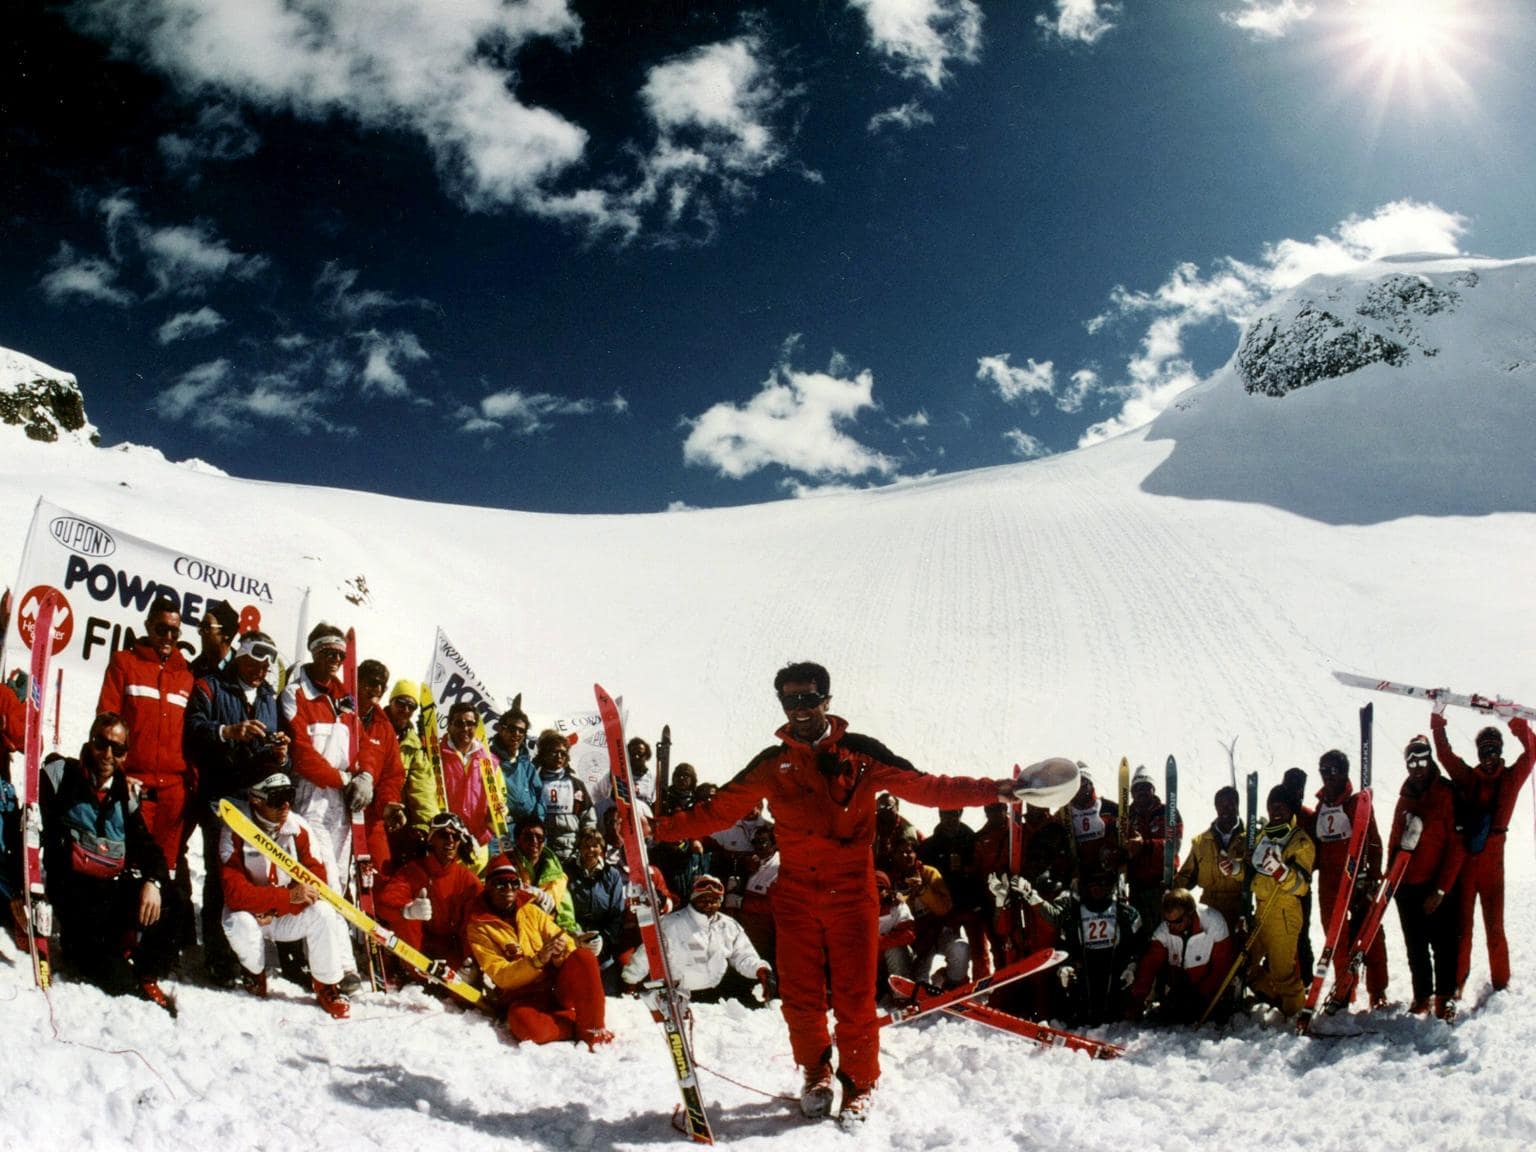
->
[69, 831, 127, 879]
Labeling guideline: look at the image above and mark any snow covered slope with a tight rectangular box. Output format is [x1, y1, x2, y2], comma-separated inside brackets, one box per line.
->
[0, 255, 1533, 1150]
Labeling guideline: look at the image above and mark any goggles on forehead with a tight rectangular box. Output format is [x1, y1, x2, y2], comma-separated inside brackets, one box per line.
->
[236, 635, 279, 663]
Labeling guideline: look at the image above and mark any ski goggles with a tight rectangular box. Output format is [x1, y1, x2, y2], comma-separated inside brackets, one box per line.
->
[251, 784, 296, 807]
[690, 875, 726, 897]
[1404, 738, 1433, 768]
[235, 635, 279, 663]
[429, 812, 471, 841]
[778, 691, 826, 710]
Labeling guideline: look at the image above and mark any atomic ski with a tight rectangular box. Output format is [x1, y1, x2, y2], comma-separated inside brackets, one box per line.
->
[218, 799, 482, 1004]
[1297, 788, 1374, 1033]
[597, 683, 713, 1145]
[19, 590, 61, 988]
[917, 996, 1126, 1059]
[1325, 821, 1417, 1015]
[1332, 672, 1535, 721]
[879, 947, 1066, 1026]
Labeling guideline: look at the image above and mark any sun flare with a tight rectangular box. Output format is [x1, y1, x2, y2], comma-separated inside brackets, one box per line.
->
[1320, 0, 1489, 118]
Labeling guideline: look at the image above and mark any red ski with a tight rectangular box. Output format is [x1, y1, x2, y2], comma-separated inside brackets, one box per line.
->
[912, 995, 1126, 1059]
[342, 628, 384, 991]
[597, 683, 713, 1145]
[1297, 787, 1374, 1033]
[19, 589, 62, 989]
[879, 947, 1066, 1026]
[1325, 819, 1417, 1015]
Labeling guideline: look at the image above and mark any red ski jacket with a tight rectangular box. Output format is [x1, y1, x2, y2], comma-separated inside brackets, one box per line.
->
[1432, 714, 1535, 838]
[653, 715, 1003, 890]
[96, 640, 193, 789]
[1389, 774, 1464, 891]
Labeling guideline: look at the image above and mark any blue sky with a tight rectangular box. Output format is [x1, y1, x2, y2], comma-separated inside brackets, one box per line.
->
[4, 0, 1533, 512]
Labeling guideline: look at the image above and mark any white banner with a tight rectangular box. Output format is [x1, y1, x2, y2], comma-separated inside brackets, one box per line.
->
[420, 627, 621, 812]
[423, 626, 507, 737]
[3, 498, 310, 751]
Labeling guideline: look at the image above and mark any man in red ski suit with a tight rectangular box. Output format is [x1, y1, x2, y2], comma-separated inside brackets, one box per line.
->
[651, 662, 1013, 1125]
[96, 595, 195, 879]
[1430, 702, 1535, 994]
[1312, 749, 1388, 1007]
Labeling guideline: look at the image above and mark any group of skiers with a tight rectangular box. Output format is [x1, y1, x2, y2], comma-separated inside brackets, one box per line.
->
[1, 601, 1532, 1128]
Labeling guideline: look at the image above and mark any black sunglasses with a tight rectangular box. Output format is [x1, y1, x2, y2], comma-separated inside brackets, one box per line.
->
[488, 876, 522, 889]
[778, 691, 826, 710]
[91, 735, 129, 757]
[253, 786, 297, 807]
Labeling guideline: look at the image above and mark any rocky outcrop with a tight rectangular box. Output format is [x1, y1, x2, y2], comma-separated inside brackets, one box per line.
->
[0, 347, 99, 444]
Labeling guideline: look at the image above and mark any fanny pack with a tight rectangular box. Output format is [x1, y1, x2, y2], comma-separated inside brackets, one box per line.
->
[69, 828, 127, 878]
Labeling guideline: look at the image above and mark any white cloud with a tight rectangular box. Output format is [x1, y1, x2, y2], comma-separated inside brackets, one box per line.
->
[1220, 0, 1316, 40]
[1036, 0, 1119, 45]
[849, 0, 982, 88]
[159, 103, 259, 175]
[140, 222, 268, 295]
[621, 33, 791, 241]
[316, 262, 435, 324]
[867, 101, 936, 134]
[157, 305, 226, 344]
[895, 409, 930, 428]
[459, 388, 599, 435]
[1002, 428, 1050, 459]
[70, 0, 594, 223]
[1077, 200, 1470, 447]
[976, 353, 1056, 403]
[357, 329, 430, 398]
[38, 242, 134, 306]
[1057, 368, 1099, 414]
[154, 359, 232, 422]
[607, 393, 630, 415]
[154, 356, 352, 436]
[684, 352, 896, 481]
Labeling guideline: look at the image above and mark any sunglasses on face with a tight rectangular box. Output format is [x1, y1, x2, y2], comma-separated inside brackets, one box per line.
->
[150, 623, 182, 638]
[91, 735, 129, 757]
[778, 691, 825, 710]
[488, 876, 521, 890]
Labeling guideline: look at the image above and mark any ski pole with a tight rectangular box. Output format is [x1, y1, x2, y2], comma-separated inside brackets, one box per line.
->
[1195, 894, 1279, 1029]
[53, 667, 62, 751]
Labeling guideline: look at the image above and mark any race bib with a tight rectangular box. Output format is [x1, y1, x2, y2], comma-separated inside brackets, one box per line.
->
[1316, 803, 1352, 843]
[1074, 809, 1106, 842]
[1081, 909, 1117, 950]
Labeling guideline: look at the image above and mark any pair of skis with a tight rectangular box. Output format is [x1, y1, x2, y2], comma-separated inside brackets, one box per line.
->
[884, 959, 1125, 1059]
[598, 683, 714, 1145]
[1295, 788, 1375, 1033]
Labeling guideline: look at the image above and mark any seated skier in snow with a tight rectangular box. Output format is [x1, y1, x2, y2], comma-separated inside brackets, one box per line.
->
[464, 853, 611, 1047]
[875, 869, 917, 1002]
[376, 811, 483, 965]
[1126, 888, 1234, 1024]
[565, 827, 627, 993]
[507, 817, 579, 934]
[1016, 868, 1142, 1024]
[39, 711, 185, 1010]
[885, 836, 968, 988]
[621, 874, 773, 1009]
[219, 771, 354, 1019]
